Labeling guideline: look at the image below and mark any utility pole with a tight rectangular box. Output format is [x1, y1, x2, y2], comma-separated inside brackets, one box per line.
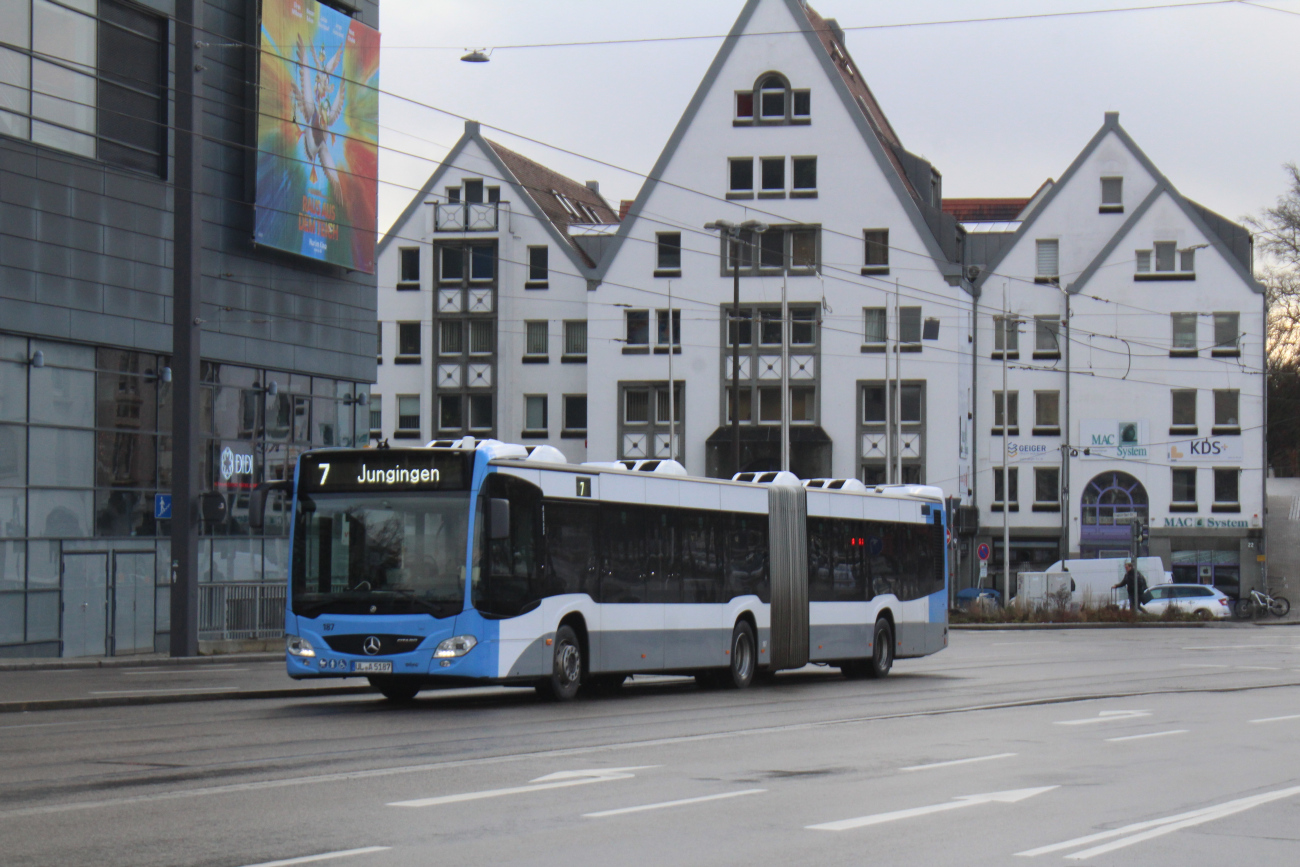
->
[170, 0, 203, 657]
[668, 280, 675, 462]
[780, 276, 789, 473]
[1002, 284, 1011, 605]
[894, 278, 902, 484]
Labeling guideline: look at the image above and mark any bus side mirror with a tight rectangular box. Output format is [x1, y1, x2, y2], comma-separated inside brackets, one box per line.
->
[490, 498, 511, 540]
[250, 480, 291, 531]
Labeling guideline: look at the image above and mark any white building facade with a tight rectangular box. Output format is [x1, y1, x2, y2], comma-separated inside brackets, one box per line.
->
[374, 122, 617, 461]
[967, 113, 1266, 598]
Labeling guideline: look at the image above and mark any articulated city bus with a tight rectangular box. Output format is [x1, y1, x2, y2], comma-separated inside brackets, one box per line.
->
[260, 438, 948, 701]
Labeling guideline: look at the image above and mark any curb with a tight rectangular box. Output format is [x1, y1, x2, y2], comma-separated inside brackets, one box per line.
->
[0, 653, 283, 673]
[0, 684, 376, 714]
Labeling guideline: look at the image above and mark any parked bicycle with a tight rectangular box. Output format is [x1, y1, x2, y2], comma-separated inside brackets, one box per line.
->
[1234, 587, 1291, 619]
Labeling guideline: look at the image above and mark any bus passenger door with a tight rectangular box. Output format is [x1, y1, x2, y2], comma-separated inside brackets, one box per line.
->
[598, 505, 664, 672]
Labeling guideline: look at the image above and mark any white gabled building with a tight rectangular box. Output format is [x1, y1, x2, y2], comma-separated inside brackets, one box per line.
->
[374, 121, 618, 461]
[587, 0, 974, 498]
[966, 112, 1265, 598]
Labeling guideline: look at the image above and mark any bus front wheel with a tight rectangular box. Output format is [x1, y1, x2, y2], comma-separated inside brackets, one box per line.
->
[723, 620, 757, 689]
[865, 618, 894, 679]
[537, 624, 582, 701]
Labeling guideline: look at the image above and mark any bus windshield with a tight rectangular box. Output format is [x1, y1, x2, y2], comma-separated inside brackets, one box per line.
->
[291, 491, 469, 618]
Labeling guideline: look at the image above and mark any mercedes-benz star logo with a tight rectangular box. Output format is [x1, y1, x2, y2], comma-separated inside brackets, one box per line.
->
[362, 636, 382, 655]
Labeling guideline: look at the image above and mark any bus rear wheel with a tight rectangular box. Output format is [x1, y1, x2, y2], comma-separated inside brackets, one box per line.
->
[369, 676, 420, 703]
[865, 618, 894, 679]
[722, 620, 757, 689]
[536, 624, 582, 701]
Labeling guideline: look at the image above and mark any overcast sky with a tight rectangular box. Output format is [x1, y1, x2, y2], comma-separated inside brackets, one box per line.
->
[374, 0, 1300, 239]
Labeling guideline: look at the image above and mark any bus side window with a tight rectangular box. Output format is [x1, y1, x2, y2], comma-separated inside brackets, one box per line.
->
[807, 518, 834, 602]
[867, 520, 897, 599]
[481, 475, 542, 616]
[725, 513, 769, 602]
[543, 503, 599, 599]
[680, 510, 722, 604]
[645, 508, 678, 604]
[832, 520, 867, 602]
[600, 506, 647, 603]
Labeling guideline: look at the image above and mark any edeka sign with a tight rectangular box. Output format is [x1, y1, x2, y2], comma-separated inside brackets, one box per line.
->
[254, 0, 380, 272]
[1078, 419, 1149, 460]
[1162, 517, 1249, 529]
[1168, 436, 1243, 463]
[999, 440, 1054, 462]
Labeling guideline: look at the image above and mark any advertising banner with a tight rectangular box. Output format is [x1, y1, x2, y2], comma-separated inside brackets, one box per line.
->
[1078, 419, 1149, 460]
[997, 440, 1055, 463]
[1167, 436, 1243, 463]
[255, 0, 380, 272]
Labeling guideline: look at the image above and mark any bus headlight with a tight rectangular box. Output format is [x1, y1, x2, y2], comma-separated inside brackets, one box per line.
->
[286, 635, 316, 658]
[434, 635, 477, 658]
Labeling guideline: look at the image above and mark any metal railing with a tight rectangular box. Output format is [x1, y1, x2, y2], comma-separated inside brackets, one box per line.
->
[434, 201, 499, 231]
[199, 582, 286, 641]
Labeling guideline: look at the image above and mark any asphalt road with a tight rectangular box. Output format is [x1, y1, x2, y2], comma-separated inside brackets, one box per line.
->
[2, 628, 1298, 867]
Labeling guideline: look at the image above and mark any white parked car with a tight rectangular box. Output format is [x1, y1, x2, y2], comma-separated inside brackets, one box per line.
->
[1138, 584, 1233, 619]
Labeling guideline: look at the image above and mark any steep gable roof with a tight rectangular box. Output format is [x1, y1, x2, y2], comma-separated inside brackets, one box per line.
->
[592, 0, 962, 283]
[378, 121, 616, 270]
[1068, 181, 1263, 294]
[973, 112, 1166, 293]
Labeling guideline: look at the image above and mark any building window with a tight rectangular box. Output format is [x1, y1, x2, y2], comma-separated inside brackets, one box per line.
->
[368, 398, 382, 438]
[525, 321, 548, 358]
[993, 467, 1019, 509]
[1213, 389, 1239, 433]
[760, 156, 785, 192]
[376, 322, 383, 359]
[440, 247, 464, 282]
[1138, 240, 1197, 278]
[0, 1, 167, 173]
[1180, 247, 1197, 272]
[446, 186, 460, 203]
[624, 388, 650, 424]
[790, 308, 816, 345]
[728, 309, 752, 347]
[469, 321, 493, 355]
[468, 394, 492, 431]
[439, 321, 462, 355]
[734, 73, 809, 125]
[790, 386, 816, 422]
[526, 246, 548, 286]
[759, 75, 786, 118]
[396, 323, 421, 360]
[656, 232, 681, 273]
[792, 156, 817, 194]
[563, 320, 587, 360]
[993, 391, 1018, 434]
[1155, 241, 1176, 272]
[562, 395, 587, 436]
[1213, 468, 1239, 508]
[729, 157, 754, 193]
[657, 309, 681, 349]
[1034, 467, 1059, 506]
[1034, 316, 1060, 358]
[1100, 176, 1123, 212]
[1171, 313, 1198, 355]
[993, 315, 1019, 357]
[399, 248, 420, 284]
[396, 395, 421, 433]
[735, 90, 754, 120]
[438, 395, 462, 430]
[1171, 389, 1197, 433]
[656, 385, 683, 425]
[863, 308, 886, 346]
[625, 310, 649, 348]
[899, 307, 921, 347]
[1213, 312, 1240, 356]
[1036, 239, 1059, 283]
[863, 229, 889, 272]
[726, 387, 754, 423]
[759, 310, 782, 346]
[460, 179, 482, 203]
[470, 245, 494, 281]
[725, 227, 820, 275]
[1034, 391, 1060, 434]
[1172, 468, 1196, 507]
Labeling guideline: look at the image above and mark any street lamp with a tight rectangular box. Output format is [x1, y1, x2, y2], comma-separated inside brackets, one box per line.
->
[705, 219, 768, 476]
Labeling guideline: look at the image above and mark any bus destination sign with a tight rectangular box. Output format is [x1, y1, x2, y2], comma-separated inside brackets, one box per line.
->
[298, 450, 471, 493]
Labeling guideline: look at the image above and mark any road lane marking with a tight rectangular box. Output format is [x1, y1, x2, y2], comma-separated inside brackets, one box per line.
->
[900, 753, 1017, 772]
[1178, 663, 1230, 669]
[1017, 785, 1300, 859]
[0, 719, 122, 730]
[1104, 729, 1188, 743]
[238, 847, 390, 867]
[121, 668, 250, 676]
[584, 788, 765, 818]
[1181, 645, 1292, 651]
[388, 767, 655, 808]
[1250, 714, 1300, 723]
[807, 787, 1057, 831]
[89, 687, 241, 695]
[1236, 666, 1281, 671]
[1054, 710, 1150, 726]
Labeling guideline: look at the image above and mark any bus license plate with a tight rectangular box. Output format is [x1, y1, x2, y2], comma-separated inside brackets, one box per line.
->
[353, 661, 392, 673]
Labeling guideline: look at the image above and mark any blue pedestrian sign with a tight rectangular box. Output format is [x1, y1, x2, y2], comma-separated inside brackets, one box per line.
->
[154, 494, 172, 520]
[976, 542, 991, 561]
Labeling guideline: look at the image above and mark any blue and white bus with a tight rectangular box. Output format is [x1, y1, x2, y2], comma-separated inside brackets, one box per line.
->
[262, 438, 948, 701]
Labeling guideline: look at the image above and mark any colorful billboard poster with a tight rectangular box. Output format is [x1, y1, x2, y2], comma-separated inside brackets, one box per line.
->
[256, 0, 380, 272]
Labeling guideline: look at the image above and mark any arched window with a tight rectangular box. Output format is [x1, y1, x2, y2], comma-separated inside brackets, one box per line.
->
[734, 73, 810, 125]
[1081, 472, 1148, 526]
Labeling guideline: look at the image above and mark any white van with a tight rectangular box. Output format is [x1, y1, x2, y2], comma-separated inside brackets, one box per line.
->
[1015, 557, 1171, 608]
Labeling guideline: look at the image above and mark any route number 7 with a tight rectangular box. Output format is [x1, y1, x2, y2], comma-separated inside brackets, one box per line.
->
[318, 463, 331, 485]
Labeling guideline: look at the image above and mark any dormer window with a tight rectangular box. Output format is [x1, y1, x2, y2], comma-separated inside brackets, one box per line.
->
[1136, 241, 1196, 280]
[735, 73, 810, 126]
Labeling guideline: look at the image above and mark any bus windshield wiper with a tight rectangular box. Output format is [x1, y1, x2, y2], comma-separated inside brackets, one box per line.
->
[383, 587, 458, 617]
